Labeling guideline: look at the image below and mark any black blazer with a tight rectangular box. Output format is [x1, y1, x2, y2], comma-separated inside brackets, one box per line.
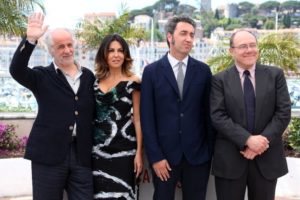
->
[9, 38, 95, 167]
[210, 64, 291, 180]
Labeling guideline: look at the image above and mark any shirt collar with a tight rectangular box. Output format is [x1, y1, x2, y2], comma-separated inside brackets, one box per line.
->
[236, 64, 256, 77]
[167, 53, 188, 68]
[53, 61, 82, 75]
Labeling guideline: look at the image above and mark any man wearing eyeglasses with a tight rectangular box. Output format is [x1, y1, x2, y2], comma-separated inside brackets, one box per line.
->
[210, 30, 291, 200]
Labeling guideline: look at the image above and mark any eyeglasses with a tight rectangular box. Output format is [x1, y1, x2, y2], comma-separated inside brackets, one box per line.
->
[231, 43, 258, 51]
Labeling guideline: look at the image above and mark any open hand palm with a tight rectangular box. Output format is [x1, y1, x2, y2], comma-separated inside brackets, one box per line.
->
[27, 13, 48, 41]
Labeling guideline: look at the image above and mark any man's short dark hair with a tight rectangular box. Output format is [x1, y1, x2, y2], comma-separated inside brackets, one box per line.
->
[165, 16, 196, 47]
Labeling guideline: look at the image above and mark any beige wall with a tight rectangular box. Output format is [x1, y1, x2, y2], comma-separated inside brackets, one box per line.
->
[0, 114, 35, 137]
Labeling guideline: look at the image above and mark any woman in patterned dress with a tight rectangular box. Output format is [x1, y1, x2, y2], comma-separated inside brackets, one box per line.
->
[92, 34, 143, 200]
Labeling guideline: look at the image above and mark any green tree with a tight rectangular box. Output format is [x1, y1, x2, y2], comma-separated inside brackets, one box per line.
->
[130, 6, 154, 18]
[196, 11, 218, 38]
[249, 17, 259, 28]
[218, 18, 230, 29]
[225, 23, 243, 30]
[259, 1, 280, 12]
[153, 0, 180, 12]
[130, 0, 180, 19]
[0, 0, 44, 36]
[207, 33, 300, 73]
[242, 14, 259, 28]
[283, 13, 292, 28]
[214, 9, 220, 20]
[176, 4, 196, 15]
[145, 27, 164, 42]
[264, 19, 275, 29]
[286, 118, 300, 153]
[223, 17, 243, 30]
[76, 12, 146, 49]
[238, 1, 255, 15]
[259, 33, 300, 72]
[281, 1, 300, 13]
[251, 7, 259, 15]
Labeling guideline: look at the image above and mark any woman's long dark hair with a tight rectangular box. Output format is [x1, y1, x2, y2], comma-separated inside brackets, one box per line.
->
[94, 34, 133, 80]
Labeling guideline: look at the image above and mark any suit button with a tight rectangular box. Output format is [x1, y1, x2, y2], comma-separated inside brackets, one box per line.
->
[75, 111, 79, 115]
[75, 96, 79, 101]
[179, 130, 182, 134]
[180, 113, 184, 117]
[69, 126, 74, 131]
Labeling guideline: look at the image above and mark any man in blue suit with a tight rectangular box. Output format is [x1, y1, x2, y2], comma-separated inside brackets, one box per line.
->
[141, 16, 214, 200]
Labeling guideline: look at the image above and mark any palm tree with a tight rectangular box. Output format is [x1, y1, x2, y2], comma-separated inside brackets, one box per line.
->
[76, 12, 146, 50]
[0, 0, 44, 36]
[207, 32, 300, 74]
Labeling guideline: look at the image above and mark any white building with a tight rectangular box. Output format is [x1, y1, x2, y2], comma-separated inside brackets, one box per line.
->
[83, 12, 116, 23]
[133, 15, 152, 31]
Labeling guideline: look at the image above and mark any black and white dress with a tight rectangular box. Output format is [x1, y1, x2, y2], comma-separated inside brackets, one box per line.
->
[92, 80, 140, 200]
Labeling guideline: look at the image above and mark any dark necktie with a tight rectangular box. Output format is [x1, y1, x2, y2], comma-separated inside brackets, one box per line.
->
[243, 70, 255, 133]
[177, 62, 184, 98]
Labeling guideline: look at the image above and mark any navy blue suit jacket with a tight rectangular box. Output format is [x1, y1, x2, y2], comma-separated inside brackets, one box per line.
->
[141, 54, 214, 166]
[9, 38, 95, 167]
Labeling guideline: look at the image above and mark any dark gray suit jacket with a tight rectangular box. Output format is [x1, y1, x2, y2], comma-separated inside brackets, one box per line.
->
[210, 64, 291, 180]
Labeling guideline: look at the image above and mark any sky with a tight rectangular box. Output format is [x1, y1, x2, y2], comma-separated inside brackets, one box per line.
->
[42, 0, 271, 28]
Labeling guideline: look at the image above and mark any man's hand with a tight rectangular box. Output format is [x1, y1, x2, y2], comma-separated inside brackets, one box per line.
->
[240, 147, 258, 160]
[246, 135, 269, 155]
[152, 159, 172, 181]
[27, 13, 48, 43]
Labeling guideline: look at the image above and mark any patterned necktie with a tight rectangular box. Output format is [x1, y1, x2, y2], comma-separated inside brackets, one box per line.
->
[177, 62, 184, 98]
[243, 70, 255, 133]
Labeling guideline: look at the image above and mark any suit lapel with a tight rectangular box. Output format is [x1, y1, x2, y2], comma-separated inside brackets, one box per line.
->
[77, 68, 85, 94]
[161, 55, 181, 96]
[254, 64, 267, 129]
[182, 56, 196, 98]
[49, 64, 74, 93]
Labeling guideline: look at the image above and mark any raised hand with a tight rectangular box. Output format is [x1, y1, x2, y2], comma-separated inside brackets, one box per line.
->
[27, 13, 48, 43]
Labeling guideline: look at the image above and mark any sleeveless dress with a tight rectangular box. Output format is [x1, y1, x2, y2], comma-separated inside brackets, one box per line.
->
[92, 80, 140, 200]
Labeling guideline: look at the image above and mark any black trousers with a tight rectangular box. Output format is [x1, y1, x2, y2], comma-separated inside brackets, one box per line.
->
[152, 157, 211, 200]
[31, 141, 93, 200]
[215, 160, 277, 200]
